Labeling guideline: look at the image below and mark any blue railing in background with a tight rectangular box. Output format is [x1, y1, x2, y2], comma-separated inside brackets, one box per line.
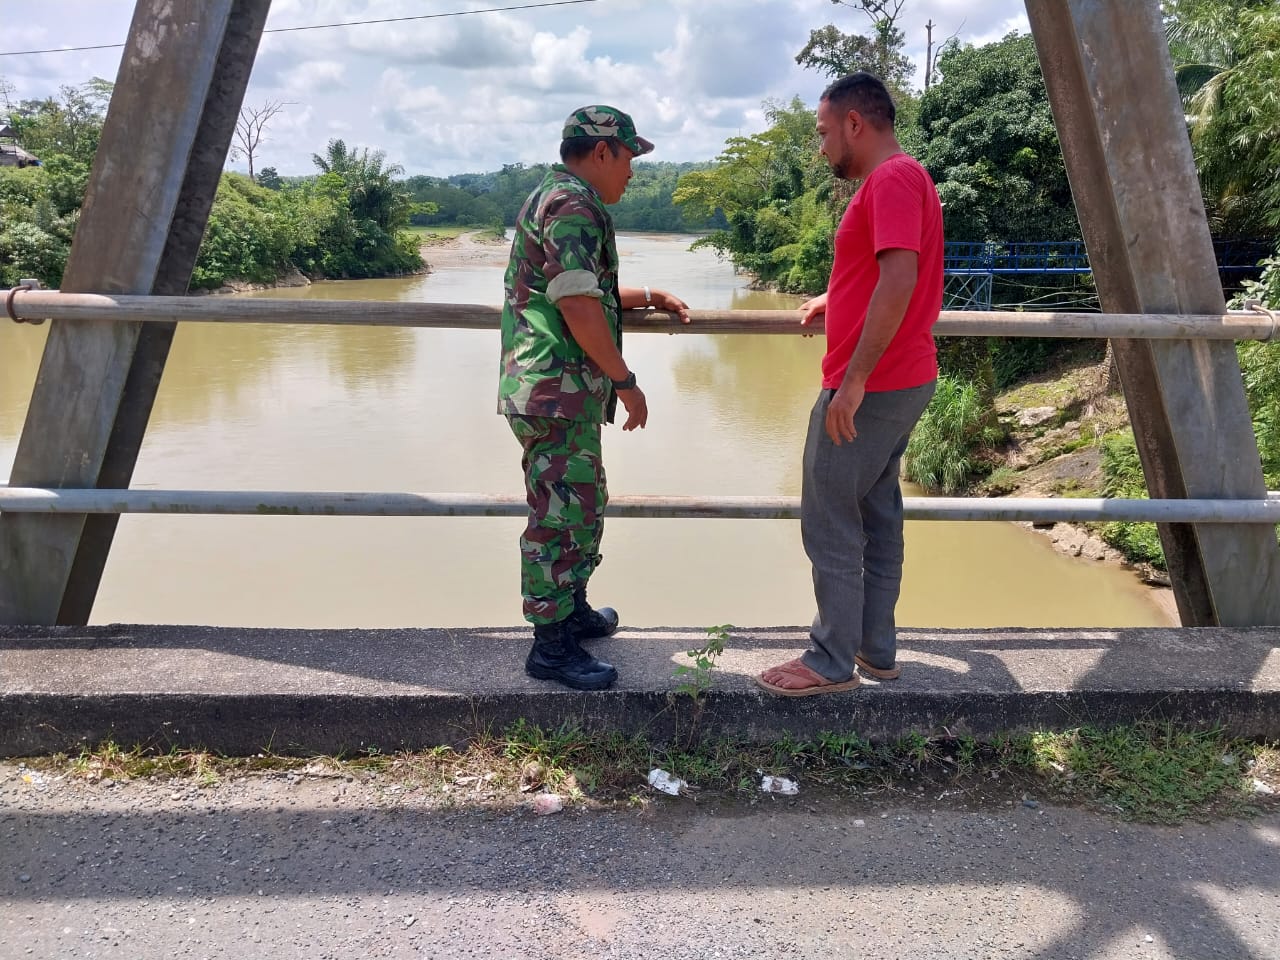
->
[943, 238, 1271, 310]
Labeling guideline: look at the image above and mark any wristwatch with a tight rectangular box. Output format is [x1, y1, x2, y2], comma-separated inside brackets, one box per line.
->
[610, 371, 637, 390]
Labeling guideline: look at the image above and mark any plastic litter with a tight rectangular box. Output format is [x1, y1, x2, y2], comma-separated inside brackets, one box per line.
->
[759, 775, 800, 796]
[532, 793, 565, 815]
[647, 768, 688, 796]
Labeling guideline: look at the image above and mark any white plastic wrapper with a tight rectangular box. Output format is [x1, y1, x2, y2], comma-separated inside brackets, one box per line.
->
[531, 793, 565, 815]
[647, 768, 688, 796]
[759, 775, 800, 796]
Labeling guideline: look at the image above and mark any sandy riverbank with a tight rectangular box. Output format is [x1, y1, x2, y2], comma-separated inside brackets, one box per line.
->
[418, 230, 510, 270]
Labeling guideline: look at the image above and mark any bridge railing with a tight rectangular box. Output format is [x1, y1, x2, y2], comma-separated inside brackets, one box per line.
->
[3, 286, 1279, 525]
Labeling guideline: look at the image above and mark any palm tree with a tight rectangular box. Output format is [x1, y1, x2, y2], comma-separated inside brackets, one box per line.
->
[1165, 0, 1280, 234]
[311, 138, 410, 232]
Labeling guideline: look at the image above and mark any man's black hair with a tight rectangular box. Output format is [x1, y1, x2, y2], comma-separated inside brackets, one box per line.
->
[560, 136, 622, 163]
[820, 72, 896, 129]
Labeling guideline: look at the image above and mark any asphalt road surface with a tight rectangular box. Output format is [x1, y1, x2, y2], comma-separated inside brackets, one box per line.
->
[3, 764, 1278, 959]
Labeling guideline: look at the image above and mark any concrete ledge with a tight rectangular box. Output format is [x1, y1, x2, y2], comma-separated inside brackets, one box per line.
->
[2, 624, 1279, 755]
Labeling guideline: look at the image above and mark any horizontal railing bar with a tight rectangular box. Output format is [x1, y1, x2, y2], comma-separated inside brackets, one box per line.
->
[2, 488, 1279, 523]
[9, 290, 1279, 340]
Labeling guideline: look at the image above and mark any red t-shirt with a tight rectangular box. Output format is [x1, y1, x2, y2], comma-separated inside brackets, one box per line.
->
[822, 152, 944, 392]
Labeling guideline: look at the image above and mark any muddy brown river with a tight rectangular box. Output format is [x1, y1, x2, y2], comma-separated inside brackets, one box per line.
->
[0, 232, 1169, 628]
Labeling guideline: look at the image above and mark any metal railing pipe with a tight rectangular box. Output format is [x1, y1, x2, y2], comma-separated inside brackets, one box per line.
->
[1, 488, 1278, 523]
[7, 289, 1279, 341]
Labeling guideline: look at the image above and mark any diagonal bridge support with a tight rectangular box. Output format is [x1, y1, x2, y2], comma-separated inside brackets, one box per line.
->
[1027, 0, 1280, 625]
[0, 1, 270, 624]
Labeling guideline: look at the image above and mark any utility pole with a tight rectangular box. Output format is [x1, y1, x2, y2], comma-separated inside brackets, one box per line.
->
[925, 19, 936, 90]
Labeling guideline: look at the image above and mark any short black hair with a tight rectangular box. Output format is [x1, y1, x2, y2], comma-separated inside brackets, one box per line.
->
[560, 136, 622, 163]
[820, 72, 896, 129]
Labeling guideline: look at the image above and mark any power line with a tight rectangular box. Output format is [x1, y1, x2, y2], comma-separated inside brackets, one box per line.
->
[0, 0, 596, 57]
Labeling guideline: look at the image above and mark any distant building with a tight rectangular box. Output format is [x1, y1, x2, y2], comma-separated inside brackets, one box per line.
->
[0, 123, 40, 167]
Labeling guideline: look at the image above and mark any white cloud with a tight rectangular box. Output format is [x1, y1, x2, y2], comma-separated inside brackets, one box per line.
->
[280, 59, 346, 94]
[3, 0, 1029, 177]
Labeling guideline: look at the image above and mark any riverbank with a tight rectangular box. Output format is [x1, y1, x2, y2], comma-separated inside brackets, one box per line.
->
[417, 228, 510, 270]
[975, 346, 1180, 623]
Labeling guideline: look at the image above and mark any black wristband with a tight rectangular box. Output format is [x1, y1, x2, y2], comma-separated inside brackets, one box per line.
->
[610, 371, 637, 390]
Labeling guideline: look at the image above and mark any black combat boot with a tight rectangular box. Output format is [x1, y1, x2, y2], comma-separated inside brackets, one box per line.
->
[565, 584, 620, 642]
[525, 618, 618, 690]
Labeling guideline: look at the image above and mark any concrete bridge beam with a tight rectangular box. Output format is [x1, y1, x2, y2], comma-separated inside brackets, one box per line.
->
[0, 1, 271, 624]
[1027, 0, 1280, 626]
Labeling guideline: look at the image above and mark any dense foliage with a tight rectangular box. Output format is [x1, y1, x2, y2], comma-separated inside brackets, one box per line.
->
[0, 162, 77, 288]
[1098, 433, 1167, 569]
[673, 98, 837, 293]
[1167, 0, 1280, 237]
[405, 161, 727, 235]
[1231, 256, 1280, 492]
[917, 33, 1078, 244]
[1, 82, 422, 290]
[903, 375, 1006, 493]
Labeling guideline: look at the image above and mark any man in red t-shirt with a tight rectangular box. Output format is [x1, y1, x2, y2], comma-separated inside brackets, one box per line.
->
[758, 72, 943, 696]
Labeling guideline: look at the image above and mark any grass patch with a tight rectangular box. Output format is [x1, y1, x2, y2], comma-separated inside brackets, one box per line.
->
[23, 723, 1276, 824]
[978, 466, 1020, 496]
[403, 224, 473, 239]
[404, 223, 507, 243]
[1021, 724, 1274, 822]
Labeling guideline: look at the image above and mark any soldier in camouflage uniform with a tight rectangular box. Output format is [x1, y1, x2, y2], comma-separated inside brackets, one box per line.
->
[499, 105, 691, 690]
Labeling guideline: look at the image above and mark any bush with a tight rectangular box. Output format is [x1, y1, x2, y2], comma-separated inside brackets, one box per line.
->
[0, 166, 47, 208]
[1232, 248, 1280, 489]
[904, 375, 1007, 493]
[191, 174, 297, 289]
[1098, 431, 1166, 569]
[0, 219, 70, 288]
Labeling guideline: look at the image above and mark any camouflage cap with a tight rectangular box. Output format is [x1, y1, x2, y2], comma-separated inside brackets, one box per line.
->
[561, 105, 654, 156]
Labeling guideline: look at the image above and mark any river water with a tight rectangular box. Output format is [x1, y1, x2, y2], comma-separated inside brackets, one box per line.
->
[0, 233, 1168, 628]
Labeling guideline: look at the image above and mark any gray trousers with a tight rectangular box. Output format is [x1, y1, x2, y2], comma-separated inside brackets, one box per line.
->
[800, 381, 936, 681]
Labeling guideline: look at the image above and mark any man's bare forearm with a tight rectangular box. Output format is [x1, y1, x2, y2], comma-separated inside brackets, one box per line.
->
[558, 295, 629, 379]
[843, 250, 917, 387]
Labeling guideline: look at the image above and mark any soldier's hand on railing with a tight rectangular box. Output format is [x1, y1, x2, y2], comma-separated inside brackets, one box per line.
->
[653, 289, 691, 324]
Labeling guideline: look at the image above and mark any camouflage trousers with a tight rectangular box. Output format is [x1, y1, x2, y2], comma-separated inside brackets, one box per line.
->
[507, 415, 607, 625]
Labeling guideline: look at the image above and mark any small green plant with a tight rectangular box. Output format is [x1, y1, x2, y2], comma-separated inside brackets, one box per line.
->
[980, 466, 1020, 496]
[1098, 430, 1166, 569]
[673, 623, 732, 699]
[897, 731, 931, 769]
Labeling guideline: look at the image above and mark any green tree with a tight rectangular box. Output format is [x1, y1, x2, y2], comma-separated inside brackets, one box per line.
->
[917, 32, 1078, 244]
[674, 98, 835, 292]
[4, 78, 111, 165]
[312, 138, 412, 232]
[191, 173, 298, 289]
[307, 138, 421, 278]
[0, 165, 74, 288]
[256, 166, 282, 190]
[1165, 0, 1280, 235]
[795, 0, 914, 97]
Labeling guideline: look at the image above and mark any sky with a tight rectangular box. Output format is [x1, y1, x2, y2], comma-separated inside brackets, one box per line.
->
[1, 0, 1029, 178]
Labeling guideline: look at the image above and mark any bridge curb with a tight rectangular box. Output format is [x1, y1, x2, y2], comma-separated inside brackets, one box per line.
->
[3, 624, 1278, 755]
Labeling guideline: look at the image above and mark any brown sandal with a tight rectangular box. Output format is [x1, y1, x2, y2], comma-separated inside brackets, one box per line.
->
[755, 658, 861, 697]
[855, 654, 900, 680]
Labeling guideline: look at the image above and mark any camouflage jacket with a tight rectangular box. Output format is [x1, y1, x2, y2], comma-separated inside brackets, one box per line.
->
[498, 165, 620, 423]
